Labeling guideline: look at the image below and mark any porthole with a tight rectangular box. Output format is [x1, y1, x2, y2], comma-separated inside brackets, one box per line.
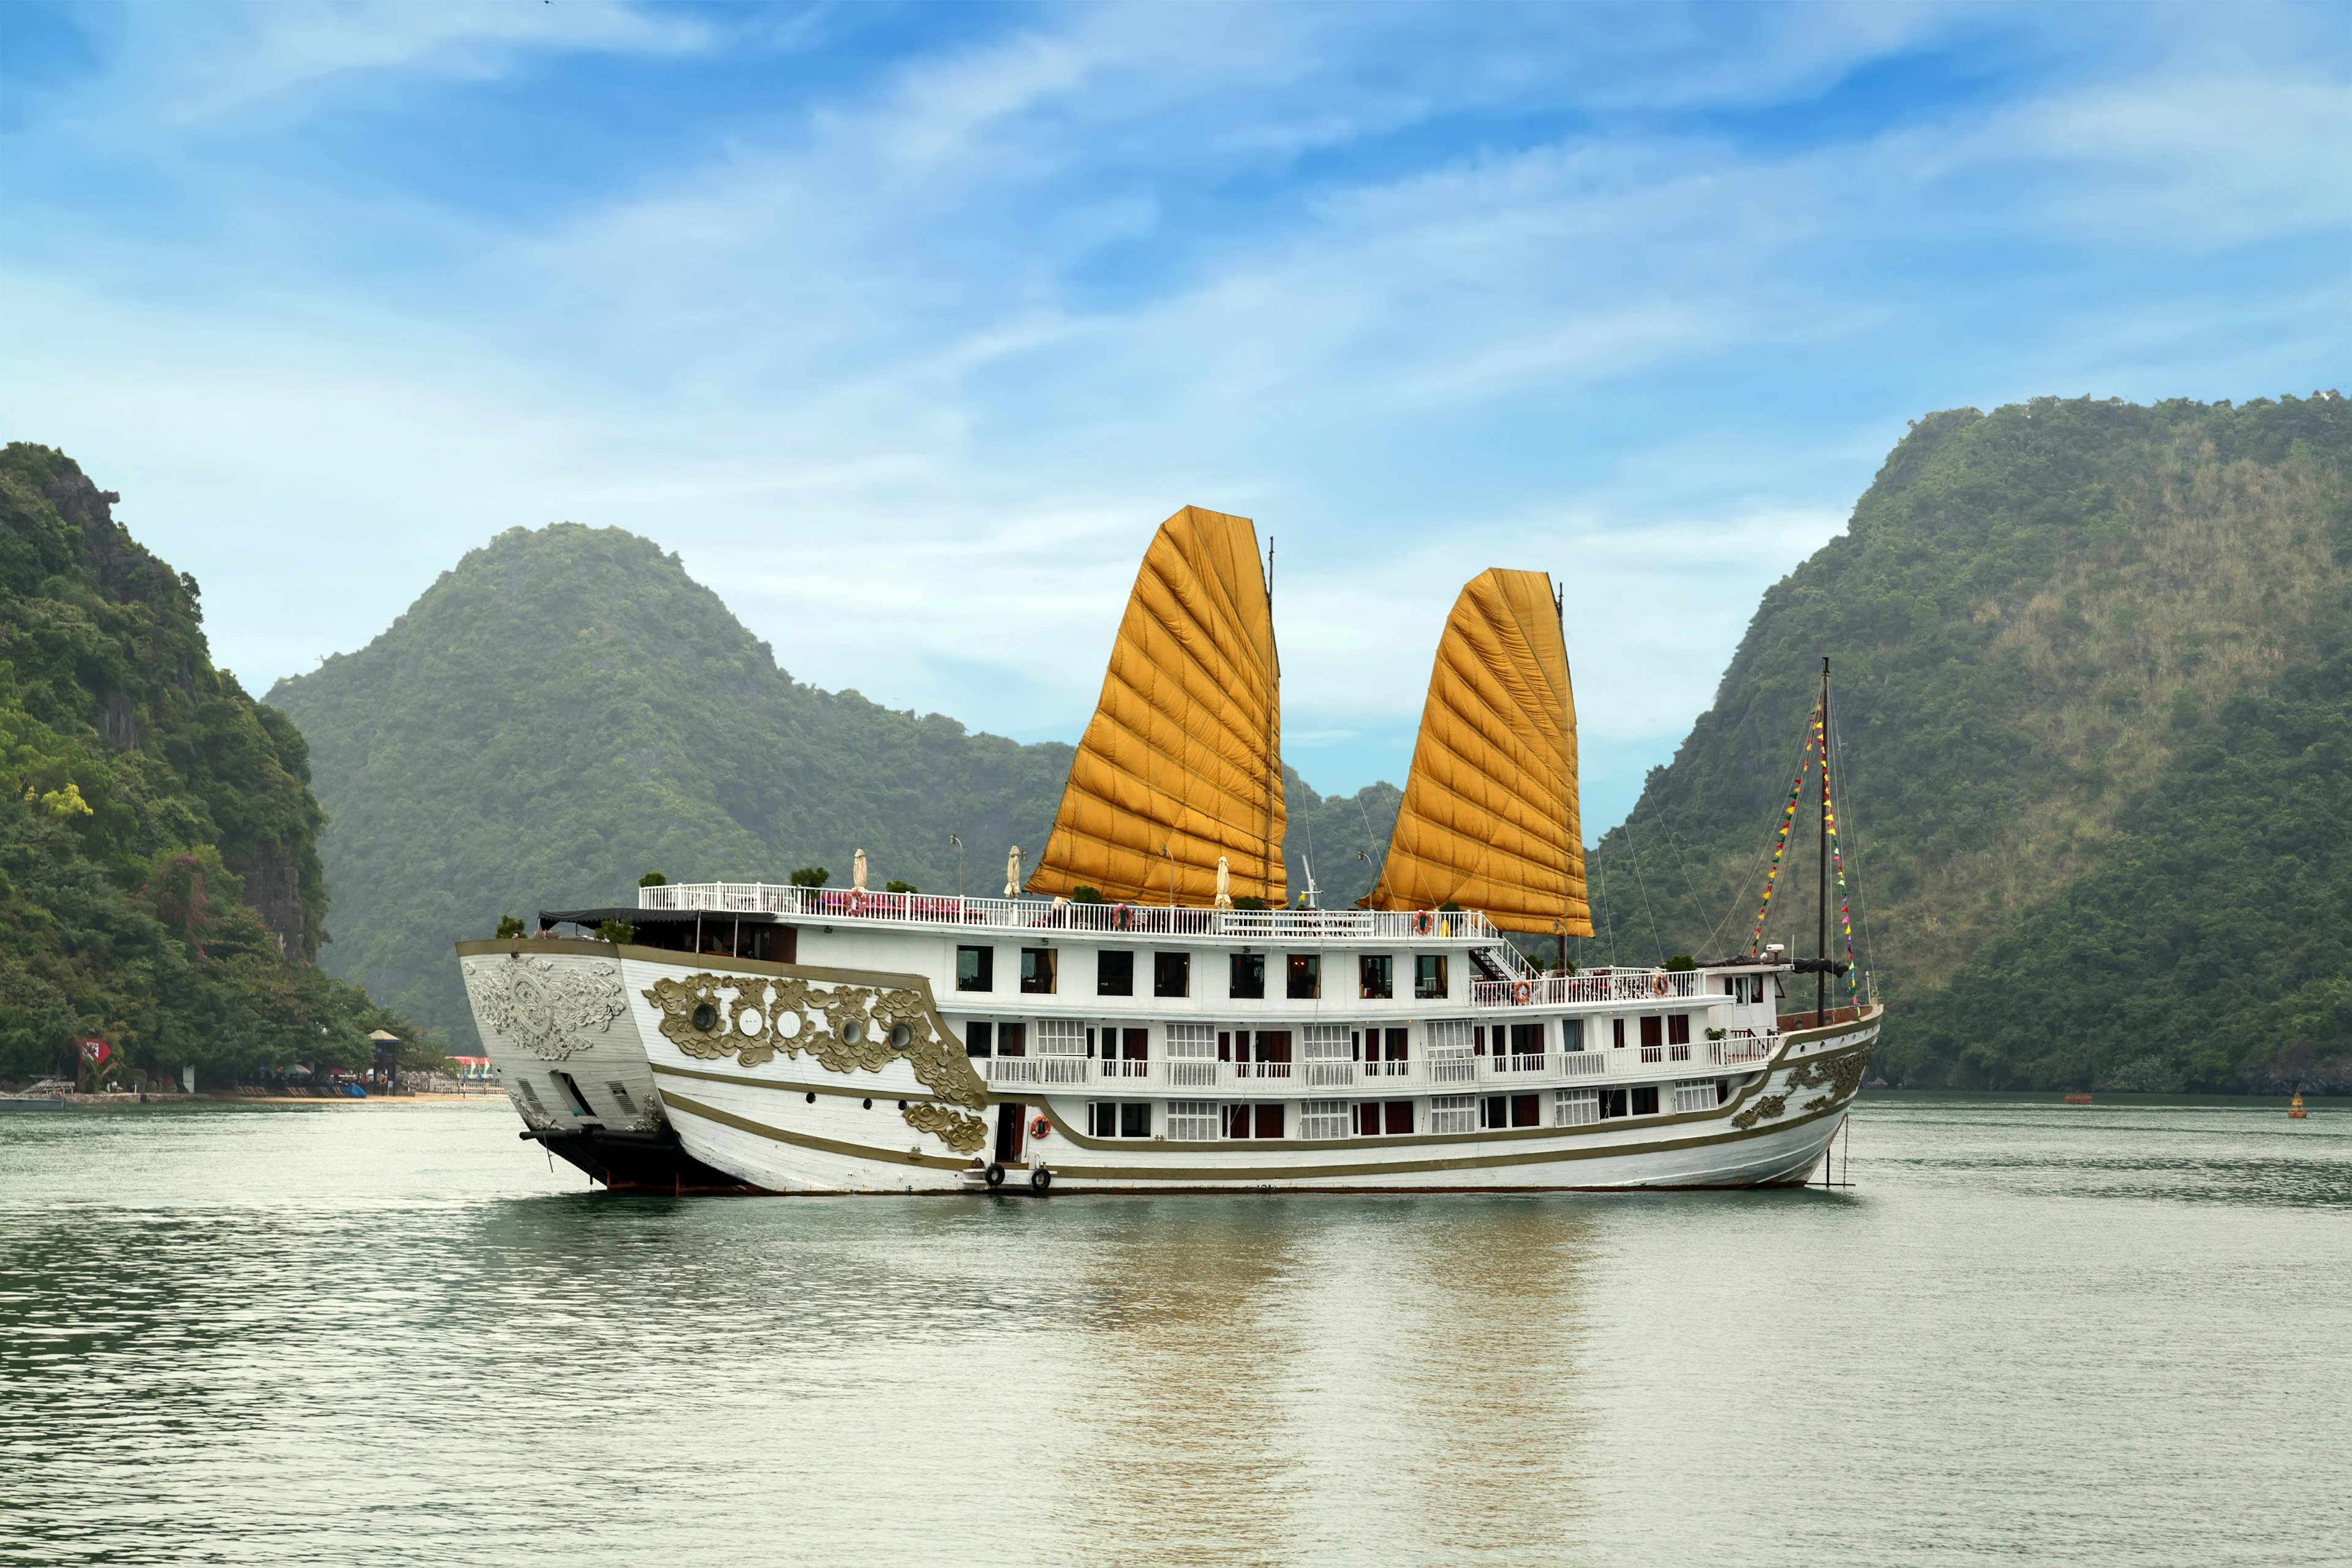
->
[691, 1002, 718, 1033]
[862, 1097, 873, 1109]
[805, 1091, 815, 1104]
[888, 1022, 912, 1049]
[897, 1099, 908, 1109]
[736, 1008, 763, 1036]
[840, 1019, 865, 1046]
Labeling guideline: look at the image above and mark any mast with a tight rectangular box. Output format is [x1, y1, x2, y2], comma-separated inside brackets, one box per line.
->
[1817, 654, 1830, 1028]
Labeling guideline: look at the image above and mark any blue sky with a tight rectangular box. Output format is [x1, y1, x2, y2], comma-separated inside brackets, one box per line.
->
[6, 1, 2351, 837]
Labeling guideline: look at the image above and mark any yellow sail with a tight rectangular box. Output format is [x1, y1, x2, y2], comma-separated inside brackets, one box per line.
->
[1027, 506, 1287, 906]
[1367, 568, 1591, 935]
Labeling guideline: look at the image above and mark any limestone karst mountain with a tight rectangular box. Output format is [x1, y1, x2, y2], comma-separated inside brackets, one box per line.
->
[1583, 393, 2352, 1093]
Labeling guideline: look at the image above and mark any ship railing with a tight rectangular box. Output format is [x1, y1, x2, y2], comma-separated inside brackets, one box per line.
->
[1427, 1050, 1476, 1085]
[1233, 1060, 1294, 1082]
[1164, 1058, 1221, 1088]
[1363, 1056, 1415, 1080]
[1469, 967, 1705, 1009]
[984, 1057, 1043, 1088]
[1302, 1060, 1356, 1088]
[1709, 1030, 1776, 1066]
[638, 881, 1498, 944]
[1098, 1058, 1153, 1080]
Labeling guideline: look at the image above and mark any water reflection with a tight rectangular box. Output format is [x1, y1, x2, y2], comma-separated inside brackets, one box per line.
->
[1039, 1197, 1603, 1566]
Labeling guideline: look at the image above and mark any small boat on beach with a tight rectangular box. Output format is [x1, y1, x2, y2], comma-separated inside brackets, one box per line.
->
[460, 507, 1880, 1193]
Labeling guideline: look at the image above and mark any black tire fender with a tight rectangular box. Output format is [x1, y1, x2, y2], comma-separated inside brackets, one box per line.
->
[1029, 1166, 1052, 1193]
[984, 1162, 1006, 1188]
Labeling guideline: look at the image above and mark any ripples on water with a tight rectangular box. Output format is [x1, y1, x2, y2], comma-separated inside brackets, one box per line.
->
[1, 1096, 2344, 1567]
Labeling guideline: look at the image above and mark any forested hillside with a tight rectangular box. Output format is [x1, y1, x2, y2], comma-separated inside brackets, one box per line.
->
[1583, 393, 2352, 1093]
[0, 445, 403, 1083]
[271, 524, 1404, 1048]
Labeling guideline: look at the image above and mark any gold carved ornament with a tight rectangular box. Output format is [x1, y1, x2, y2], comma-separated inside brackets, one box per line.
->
[641, 971, 990, 1120]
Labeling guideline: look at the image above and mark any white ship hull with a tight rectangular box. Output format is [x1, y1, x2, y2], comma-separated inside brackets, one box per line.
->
[457, 930, 1876, 1195]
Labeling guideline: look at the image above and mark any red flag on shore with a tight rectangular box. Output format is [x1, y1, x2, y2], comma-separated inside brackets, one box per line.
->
[78, 1038, 110, 1066]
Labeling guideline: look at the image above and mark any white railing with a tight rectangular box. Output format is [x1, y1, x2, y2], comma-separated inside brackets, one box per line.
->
[1710, 1031, 1776, 1066]
[1303, 1060, 1356, 1088]
[1364, 1057, 1414, 1080]
[985, 1058, 1042, 1087]
[1234, 1061, 1294, 1081]
[1099, 1058, 1152, 1080]
[1640, 1045, 1664, 1064]
[1166, 1059, 1219, 1088]
[1470, 967, 1706, 1009]
[1040, 1056, 1091, 1086]
[1556, 1051, 1607, 1079]
[1427, 1052, 1475, 1085]
[639, 882, 1499, 944]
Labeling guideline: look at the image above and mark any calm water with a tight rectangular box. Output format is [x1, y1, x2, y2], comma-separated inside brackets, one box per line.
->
[2, 1095, 2345, 1567]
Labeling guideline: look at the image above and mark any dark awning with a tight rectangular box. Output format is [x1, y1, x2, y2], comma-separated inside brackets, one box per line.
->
[536, 907, 779, 930]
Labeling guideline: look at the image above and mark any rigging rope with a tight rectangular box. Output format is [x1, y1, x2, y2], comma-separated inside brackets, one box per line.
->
[1815, 704, 1859, 1005]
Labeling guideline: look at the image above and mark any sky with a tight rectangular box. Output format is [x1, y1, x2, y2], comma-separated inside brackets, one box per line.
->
[5, 1, 2352, 839]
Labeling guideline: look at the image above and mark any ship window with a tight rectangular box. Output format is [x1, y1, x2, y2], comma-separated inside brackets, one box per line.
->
[1385, 1099, 1414, 1134]
[1229, 952, 1265, 1000]
[1223, 1103, 1285, 1139]
[1301, 1101, 1350, 1140]
[1556, 1089, 1599, 1126]
[1166, 1101, 1217, 1140]
[1286, 953, 1320, 1000]
[997, 1022, 1027, 1058]
[963, 1021, 994, 1058]
[1359, 954, 1393, 1000]
[1630, 1085, 1660, 1116]
[1020, 948, 1057, 995]
[1639, 1016, 1664, 1061]
[1561, 1017, 1585, 1052]
[1097, 949, 1134, 997]
[1154, 951, 1189, 998]
[1165, 1024, 1216, 1087]
[605, 1082, 637, 1115]
[1612, 1017, 1626, 1049]
[1597, 1087, 1629, 1119]
[956, 946, 993, 993]
[1668, 1013, 1691, 1046]
[1672, 1080, 1721, 1114]
[1428, 1095, 1478, 1134]
[1508, 1022, 1546, 1060]
[1414, 954, 1448, 1000]
[1089, 1102, 1153, 1138]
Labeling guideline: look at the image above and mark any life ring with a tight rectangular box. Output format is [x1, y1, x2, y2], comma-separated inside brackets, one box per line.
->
[846, 890, 866, 916]
[1413, 911, 1433, 935]
[1653, 974, 1670, 997]
[1028, 1115, 1051, 1141]
[1115, 903, 1133, 931]
[1512, 980, 1532, 1005]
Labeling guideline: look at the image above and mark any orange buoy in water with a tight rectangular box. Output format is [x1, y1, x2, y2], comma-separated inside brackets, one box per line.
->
[2064, 1093, 2094, 1106]
[2288, 1093, 2308, 1119]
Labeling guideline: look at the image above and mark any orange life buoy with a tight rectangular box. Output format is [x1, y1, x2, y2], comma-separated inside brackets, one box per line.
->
[1512, 980, 1532, 1005]
[1414, 911, 1433, 935]
[846, 890, 866, 916]
[1653, 973, 1670, 997]
[1029, 1115, 1051, 1141]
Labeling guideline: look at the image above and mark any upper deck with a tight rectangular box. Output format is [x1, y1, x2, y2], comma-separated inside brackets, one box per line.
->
[639, 881, 1505, 949]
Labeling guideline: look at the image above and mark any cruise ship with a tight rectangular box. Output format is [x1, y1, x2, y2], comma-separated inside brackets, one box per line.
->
[458, 506, 1879, 1193]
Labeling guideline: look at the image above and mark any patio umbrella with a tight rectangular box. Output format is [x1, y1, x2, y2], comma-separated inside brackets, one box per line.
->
[1215, 856, 1232, 910]
[853, 848, 869, 892]
[1004, 845, 1023, 897]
